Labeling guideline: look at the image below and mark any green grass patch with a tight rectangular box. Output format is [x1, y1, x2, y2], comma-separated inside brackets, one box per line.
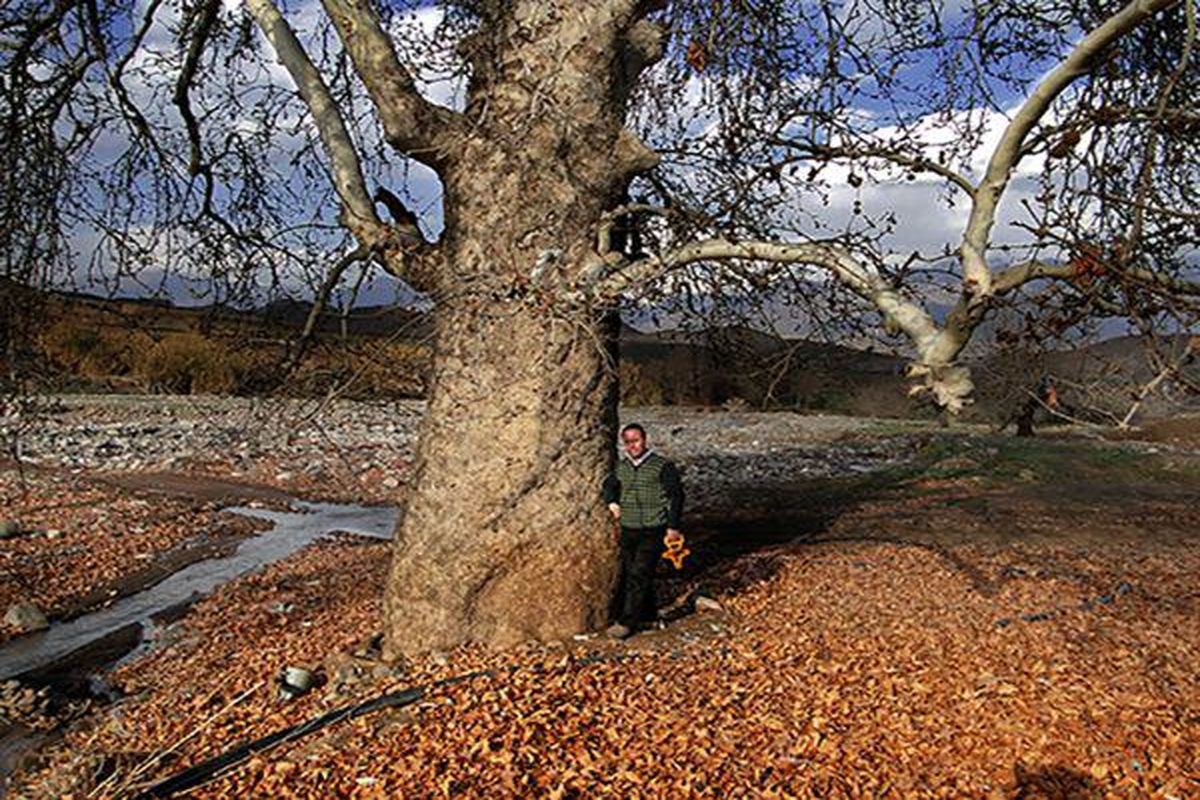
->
[902, 433, 1188, 489]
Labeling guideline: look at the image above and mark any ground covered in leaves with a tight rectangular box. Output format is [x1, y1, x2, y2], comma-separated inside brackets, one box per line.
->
[8, 429, 1198, 799]
[0, 466, 266, 641]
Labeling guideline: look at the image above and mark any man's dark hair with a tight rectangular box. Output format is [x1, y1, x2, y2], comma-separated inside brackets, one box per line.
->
[620, 423, 646, 438]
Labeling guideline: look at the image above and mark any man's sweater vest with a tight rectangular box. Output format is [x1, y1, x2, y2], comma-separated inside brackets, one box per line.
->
[616, 453, 670, 528]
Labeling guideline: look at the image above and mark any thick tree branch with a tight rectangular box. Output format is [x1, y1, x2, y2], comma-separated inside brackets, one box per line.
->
[991, 260, 1077, 293]
[962, 0, 1181, 294]
[320, 0, 460, 169]
[585, 239, 942, 353]
[246, 0, 394, 260]
[992, 258, 1200, 297]
[581, 237, 990, 410]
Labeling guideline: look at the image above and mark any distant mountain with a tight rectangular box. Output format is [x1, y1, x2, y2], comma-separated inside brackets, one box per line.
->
[619, 323, 922, 416]
[621, 324, 1198, 423]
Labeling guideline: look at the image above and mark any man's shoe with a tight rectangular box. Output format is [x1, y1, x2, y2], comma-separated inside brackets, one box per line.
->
[604, 623, 632, 640]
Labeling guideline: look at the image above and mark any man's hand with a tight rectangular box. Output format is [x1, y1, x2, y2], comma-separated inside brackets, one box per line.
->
[607, 503, 621, 520]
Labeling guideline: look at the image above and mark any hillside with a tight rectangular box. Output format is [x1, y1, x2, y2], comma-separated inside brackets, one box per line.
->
[5, 283, 1194, 424]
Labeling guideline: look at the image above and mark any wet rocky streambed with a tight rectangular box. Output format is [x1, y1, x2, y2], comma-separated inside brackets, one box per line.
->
[0, 500, 398, 783]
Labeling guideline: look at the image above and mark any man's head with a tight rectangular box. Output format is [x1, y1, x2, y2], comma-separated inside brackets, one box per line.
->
[620, 423, 647, 459]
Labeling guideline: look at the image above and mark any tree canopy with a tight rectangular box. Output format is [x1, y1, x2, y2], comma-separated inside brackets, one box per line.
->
[3, 0, 1197, 409]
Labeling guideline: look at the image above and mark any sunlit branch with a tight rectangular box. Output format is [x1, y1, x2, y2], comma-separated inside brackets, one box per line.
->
[320, 0, 461, 169]
[586, 238, 942, 353]
[245, 0, 394, 258]
[962, 0, 1182, 294]
[993, 253, 1200, 298]
[991, 260, 1077, 293]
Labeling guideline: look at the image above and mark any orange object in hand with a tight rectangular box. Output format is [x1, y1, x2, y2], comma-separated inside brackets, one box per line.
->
[662, 532, 690, 570]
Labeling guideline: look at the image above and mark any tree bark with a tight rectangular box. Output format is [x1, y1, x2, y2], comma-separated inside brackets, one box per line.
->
[377, 0, 660, 658]
[383, 298, 621, 657]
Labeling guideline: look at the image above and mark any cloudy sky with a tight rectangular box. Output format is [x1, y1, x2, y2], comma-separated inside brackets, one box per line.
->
[54, 1, 1083, 325]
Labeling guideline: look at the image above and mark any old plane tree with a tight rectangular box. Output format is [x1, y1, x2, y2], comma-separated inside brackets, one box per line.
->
[2, 0, 1196, 656]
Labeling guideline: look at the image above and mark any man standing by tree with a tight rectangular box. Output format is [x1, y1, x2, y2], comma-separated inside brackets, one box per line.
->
[602, 423, 684, 639]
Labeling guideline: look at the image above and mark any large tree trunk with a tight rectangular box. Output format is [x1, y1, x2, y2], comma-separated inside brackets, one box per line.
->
[380, 1, 659, 658]
[383, 299, 621, 657]
[381, 139, 630, 658]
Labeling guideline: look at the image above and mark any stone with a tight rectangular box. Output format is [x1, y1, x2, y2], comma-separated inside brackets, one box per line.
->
[604, 623, 632, 640]
[933, 455, 978, 471]
[5, 602, 49, 633]
[277, 666, 316, 700]
[694, 595, 722, 612]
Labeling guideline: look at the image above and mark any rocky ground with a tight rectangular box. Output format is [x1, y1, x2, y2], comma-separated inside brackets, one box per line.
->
[3, 394, 423, 504]
[1, 395, 1198, 798]
[4, 396, 922, 507]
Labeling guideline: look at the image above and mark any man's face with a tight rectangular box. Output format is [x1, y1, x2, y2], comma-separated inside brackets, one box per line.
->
[621, 428, 647, 459]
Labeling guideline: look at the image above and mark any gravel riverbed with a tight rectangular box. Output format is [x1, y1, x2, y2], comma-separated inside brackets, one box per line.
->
[4, 395, 926, 508]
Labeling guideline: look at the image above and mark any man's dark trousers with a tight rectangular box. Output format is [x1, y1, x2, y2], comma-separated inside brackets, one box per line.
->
[616, 524, 664, 627]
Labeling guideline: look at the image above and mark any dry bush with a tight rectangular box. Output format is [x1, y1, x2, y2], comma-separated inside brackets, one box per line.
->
[38, 318, 140, 379]
[135, 332, 251, 394]
[289, 340, 429, 399]
[620, 360, 666, 406]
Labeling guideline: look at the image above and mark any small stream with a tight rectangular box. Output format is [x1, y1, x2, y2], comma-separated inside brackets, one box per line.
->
[0, 501, 397, 688]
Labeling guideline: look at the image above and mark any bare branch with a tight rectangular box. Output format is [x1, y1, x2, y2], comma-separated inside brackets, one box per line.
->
[1130, 0, 1196, 247]
[783, 140, 976, 197]
[107, 0, 164, 144]
[173, 0, 220, 178]
[245, 0, 390, 250]
[1118, 339, 1197, 427]
[1095, 191, 1200, 223]
[320, 0, 461, 169]
[962, 0, 1182, 294]
[283, 245, 372, 375]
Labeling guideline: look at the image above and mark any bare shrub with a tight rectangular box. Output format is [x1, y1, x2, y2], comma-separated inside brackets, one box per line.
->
[620, 360, 666, 406]
[38, 319, 137, 380]
[135, 332, 248, 394]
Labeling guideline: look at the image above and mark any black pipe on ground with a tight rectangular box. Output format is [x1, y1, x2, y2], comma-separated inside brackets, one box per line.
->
[135, 651, 642, 799]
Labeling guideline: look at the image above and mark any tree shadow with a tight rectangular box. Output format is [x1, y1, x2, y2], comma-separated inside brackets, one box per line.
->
[654, 455, 920, 613]
[1011, 763, 1103, 799]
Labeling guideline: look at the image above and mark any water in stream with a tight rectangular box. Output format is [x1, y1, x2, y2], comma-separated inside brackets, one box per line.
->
[0, 501, 397, 686]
